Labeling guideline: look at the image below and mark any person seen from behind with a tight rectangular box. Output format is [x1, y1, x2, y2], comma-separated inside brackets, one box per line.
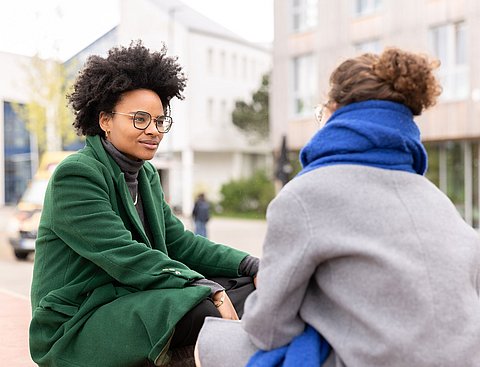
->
[192, 193, 210, 237]
[195, 47, 480, 367]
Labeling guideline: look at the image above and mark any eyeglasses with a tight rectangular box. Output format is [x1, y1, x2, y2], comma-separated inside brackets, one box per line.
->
[314, 104, 326, 124]
[111, 111, 173, 133]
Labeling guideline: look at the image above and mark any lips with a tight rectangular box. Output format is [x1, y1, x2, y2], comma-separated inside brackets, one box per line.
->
[139, 140, 160, 149]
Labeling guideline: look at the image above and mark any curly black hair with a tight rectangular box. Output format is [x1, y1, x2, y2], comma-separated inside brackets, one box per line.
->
[68, 40, 187, 136]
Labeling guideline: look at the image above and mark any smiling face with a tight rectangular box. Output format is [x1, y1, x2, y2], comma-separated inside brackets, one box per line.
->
[99, 89, 165, 160]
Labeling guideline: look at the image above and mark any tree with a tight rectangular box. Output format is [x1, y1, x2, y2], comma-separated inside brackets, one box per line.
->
[232, 73, 269, 139]
[12, 55, 77, 155]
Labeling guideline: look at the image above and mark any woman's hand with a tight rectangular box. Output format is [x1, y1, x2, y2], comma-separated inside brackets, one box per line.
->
[213, 291, 239, 320]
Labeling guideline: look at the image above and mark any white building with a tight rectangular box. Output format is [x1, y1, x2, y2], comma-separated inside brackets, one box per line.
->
[0, 0, 272, 214]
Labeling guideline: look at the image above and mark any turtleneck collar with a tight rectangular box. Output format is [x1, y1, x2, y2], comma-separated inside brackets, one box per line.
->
[100, 138, 144, 182]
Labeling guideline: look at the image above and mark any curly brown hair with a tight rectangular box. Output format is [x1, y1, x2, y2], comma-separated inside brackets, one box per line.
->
[68, 41, 187, 136]
[328, 47, 442, 115]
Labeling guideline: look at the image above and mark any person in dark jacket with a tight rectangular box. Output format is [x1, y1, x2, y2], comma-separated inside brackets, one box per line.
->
[192, 193, 210, 237]
[29, 41, 259, 367]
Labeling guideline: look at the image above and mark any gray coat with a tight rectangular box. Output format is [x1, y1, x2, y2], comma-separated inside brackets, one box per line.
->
[197, 165, 480, 367]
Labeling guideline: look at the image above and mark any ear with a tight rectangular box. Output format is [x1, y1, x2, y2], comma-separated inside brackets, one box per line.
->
[99, 111, 112, 134]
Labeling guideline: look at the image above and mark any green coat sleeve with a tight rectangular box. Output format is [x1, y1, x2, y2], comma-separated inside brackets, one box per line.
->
[48, 158, 203, 291]
[141, 161, 250, 278]
[162, 198, 249, 278]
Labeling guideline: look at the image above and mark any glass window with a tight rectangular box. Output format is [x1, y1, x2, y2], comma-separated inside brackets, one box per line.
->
[425, 143, 440, 188]
[3, 101, 33, 204]
[231, 54, 237, 78]
[291, 54, 316, 117]
[291, 0, 318, 32]
[354, 39, 382, 53]
[426, 140, 480, 227]
[220, 100, 227, 125]
[250, 59, 256, 80]
[242, 56, 247, 79]
[220, 51, 226, 77]
[446, 141, 465, 217]
[354, 0, 383, 16]
[473, 142, 479, 228]
[207, 98, 214, 124]
[430, 21, 468, 100]
[207, 48, 214, 74]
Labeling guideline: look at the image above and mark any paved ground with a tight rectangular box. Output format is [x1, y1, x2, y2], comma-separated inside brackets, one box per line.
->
[0, 205, 267, 366]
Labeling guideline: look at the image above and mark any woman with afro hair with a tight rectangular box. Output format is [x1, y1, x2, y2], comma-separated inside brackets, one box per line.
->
[29, 41, 258, 367]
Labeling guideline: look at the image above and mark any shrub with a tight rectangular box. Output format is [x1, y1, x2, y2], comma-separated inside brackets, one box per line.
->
[218, 170, 275, 216]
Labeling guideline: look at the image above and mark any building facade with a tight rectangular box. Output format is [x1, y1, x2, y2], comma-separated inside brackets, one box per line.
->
[0, 0, 272, 215]
[272, 0, 480, 227]
[0, 52, 38, 205]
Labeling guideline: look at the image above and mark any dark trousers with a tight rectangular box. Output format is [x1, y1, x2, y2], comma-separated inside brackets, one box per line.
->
[169, 276, 255, 348]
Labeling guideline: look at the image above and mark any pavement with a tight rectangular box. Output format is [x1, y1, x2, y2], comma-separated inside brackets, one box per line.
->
[0, 205, 267, 366]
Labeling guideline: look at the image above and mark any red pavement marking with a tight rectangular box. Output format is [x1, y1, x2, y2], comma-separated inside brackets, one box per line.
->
[0, 289, 36, 366]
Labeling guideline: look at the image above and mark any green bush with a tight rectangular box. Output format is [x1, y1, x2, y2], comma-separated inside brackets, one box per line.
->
[218, 170, 275, 216]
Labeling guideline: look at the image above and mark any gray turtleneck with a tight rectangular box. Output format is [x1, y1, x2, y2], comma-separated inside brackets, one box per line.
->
[101, 138, 151, 235]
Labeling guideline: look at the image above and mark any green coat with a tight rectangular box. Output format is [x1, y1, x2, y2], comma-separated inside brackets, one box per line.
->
[30, 135, 249, 367]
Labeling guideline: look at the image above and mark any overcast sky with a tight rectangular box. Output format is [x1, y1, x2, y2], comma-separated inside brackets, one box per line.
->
[0, 0, 273, 60]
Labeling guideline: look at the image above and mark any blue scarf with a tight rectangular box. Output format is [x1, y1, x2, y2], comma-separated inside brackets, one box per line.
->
[246, 325, 331, 367]
[299, 100, 428, 176]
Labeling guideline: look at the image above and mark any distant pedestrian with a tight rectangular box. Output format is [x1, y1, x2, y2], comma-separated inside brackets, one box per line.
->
[192, 193, 210, 237]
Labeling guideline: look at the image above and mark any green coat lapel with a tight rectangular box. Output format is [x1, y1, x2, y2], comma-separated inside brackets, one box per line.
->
[86, 136, 151, 247]
[137, 167, 167, 251]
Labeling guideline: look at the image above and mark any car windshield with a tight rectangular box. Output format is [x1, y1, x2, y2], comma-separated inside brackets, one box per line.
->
[21, 179, 49, 206]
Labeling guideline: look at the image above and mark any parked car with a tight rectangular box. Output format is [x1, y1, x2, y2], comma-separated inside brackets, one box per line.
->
[9, 151, 74, 260]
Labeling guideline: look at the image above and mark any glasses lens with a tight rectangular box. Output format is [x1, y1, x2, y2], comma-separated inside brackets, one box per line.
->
[133, 111, 151, 129]
[156, 116, 173, 133]
[314, 105, 324, 123]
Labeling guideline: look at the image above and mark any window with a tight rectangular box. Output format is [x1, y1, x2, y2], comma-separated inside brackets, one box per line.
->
[430, 21, 468, 100]
[242, 56, 247, 79]
[354, 39, 382, 53]
[220, 100, 228, 125]
[207, 98, 214, 124]
[425, 141, 480, 227]
[291, 54, 316, 117]
[425, 143, 440, 188]
[3, 101, 33, 204]
[220, 51, 226, 76]
[291, 0, 318, 32]
[472, 142, 479, 228]
[231, 54, 238, 78]
[251, 59, 257, 80]
[354, 0, 382, 16]
[207, 48, 214, 74]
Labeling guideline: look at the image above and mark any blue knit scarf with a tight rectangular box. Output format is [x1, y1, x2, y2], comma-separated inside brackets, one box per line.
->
[299, 100, 428, 176]
[246, 325, 331, 367]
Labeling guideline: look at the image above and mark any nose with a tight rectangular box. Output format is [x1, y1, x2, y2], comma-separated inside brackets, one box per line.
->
[145, 120, 161, 136]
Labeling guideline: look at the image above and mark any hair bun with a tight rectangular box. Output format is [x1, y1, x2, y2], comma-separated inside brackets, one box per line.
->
[372, 48, 442, 114]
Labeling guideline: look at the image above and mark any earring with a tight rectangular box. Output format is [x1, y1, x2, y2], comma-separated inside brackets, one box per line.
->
[105, 130, 110, 138]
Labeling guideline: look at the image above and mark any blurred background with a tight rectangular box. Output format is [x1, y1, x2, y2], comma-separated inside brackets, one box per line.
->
[1, 0, 480, 364]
